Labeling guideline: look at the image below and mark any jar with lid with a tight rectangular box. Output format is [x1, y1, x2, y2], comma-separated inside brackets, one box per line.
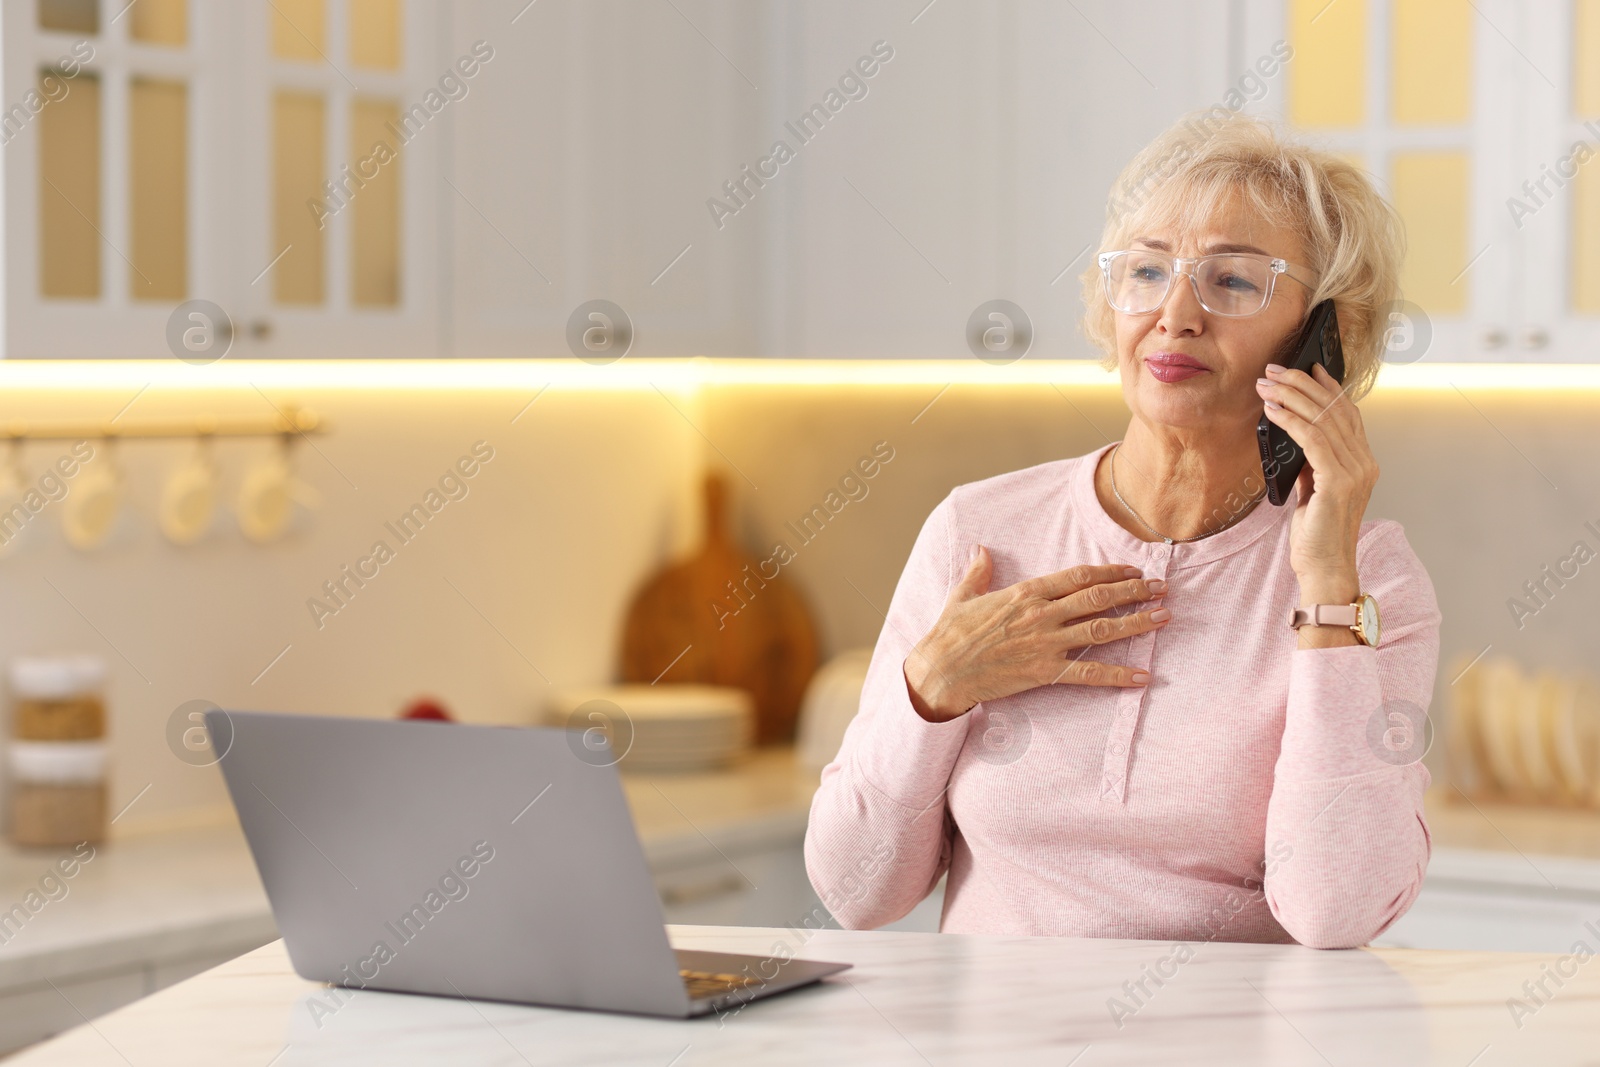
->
[8, 655, 108, 846]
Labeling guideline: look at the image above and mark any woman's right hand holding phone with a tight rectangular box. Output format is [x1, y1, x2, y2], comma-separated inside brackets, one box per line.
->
[903, 546, 1171, 723]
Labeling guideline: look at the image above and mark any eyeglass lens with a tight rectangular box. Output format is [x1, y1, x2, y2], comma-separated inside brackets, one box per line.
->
[1105, 252, 1274, 316]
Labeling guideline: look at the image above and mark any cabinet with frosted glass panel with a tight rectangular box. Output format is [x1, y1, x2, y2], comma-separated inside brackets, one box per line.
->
[4, 0, 438, 358]
[12, 1, 1600, 362]
[1242, 0, 1600, 362]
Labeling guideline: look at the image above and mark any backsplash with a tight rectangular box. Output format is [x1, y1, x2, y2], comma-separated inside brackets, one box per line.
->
[0, 366, 1589, 832]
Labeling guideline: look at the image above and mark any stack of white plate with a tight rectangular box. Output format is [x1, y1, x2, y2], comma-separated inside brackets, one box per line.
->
[543, 684, 754, 773]
[1447, 654, 1600, 804]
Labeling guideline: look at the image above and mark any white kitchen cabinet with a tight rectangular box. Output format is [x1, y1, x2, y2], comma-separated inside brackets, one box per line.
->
[0, 946, 265, 1056]
[655, 845, 942, 933]
[1373, 848, 1600, 952]
[0, 965, 146, 1054]
[657, 838, 823, 928]
[888, 861, 1600, 948]
[1240, 0, 1600, 363]
[0, 823, 280, 1057]
[1375, 886, 1600, 953]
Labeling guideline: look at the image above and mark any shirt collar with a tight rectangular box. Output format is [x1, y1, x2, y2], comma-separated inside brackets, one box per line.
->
[1070, 441, 1294, 566]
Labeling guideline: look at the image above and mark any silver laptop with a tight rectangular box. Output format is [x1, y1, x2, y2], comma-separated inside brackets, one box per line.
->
[208, 710, 850, 1018]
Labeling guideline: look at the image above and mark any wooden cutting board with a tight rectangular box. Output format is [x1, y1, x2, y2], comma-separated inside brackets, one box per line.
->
[619, 472, 819, 745]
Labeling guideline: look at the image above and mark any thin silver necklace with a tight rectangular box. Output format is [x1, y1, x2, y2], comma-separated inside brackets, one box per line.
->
[1108, 443, 1267, 545]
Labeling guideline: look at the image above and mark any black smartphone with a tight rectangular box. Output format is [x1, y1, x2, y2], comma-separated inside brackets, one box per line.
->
[1257, 298, 1344, 506]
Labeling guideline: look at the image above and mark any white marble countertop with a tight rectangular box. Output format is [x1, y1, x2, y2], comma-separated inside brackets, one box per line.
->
[13, 924, 1600, 1066]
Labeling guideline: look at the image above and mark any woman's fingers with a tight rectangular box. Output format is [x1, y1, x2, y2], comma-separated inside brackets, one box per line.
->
[948, 543, 994, 603]
[1261, 364, 1355, 437]
[1259, 366, 1337, 425]
[1058, 604, 1171, 650]
[946, 563, 1168, 697]
[1049, 577, 1164, 621]
[1262, 398, 1354, 483]
[1048, 657, 1152, 688]
[1259, 367, 1358, 467]
[1264, 362, 1349, 422]
[1308, 363, 1377, 473]
[1019, 563, 1142, 601]
[1260, 377, 1358, 475]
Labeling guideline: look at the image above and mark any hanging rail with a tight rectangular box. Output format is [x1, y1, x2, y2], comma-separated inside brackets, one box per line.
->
[0, 407, 325, 441]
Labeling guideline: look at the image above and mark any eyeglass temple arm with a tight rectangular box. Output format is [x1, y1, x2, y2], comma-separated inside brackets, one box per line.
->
[1252, 255, 1323, 294]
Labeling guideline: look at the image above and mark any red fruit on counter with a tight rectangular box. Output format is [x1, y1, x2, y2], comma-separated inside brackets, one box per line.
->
[400, 697, 452, 721]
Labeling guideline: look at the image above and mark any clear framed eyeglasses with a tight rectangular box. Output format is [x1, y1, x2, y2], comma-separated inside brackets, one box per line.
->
[1097, 250, 1316, 318]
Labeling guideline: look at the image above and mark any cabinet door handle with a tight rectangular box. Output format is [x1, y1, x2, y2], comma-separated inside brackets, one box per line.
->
[659, 873, 747, 905]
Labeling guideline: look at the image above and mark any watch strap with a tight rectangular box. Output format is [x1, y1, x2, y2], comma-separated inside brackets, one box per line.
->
[1289, 603, 1359, 629]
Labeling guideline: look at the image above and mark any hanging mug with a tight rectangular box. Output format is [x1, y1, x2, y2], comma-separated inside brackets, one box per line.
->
[236, 438, 318, 544]
[0, 440, 28, 557]
[62, 442, 121, 551]
[159, 437, 218, 546]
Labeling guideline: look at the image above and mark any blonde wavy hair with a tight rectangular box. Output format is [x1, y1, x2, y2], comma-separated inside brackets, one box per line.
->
[1079, 108, 1404, 402]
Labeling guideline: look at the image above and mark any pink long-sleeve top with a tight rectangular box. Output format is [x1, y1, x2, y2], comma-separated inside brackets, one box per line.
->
[804, 441, 1442, 949]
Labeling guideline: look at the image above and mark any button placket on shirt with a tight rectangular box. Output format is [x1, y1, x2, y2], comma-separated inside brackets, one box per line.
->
[1100, 541, 1171, 803]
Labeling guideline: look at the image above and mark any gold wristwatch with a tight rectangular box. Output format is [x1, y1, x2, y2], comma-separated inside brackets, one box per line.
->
[1289, 593, 1380, 647]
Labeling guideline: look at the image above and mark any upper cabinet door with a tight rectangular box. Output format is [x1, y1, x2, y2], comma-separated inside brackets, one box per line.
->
[1246, 0, 1599, 364]
[1244, 0, 1500, 362]
[234, 0, 440, 358]
[1519, 0, 1600, 361]
[5, 0, 440, 359]
[11, 0, 206, 357]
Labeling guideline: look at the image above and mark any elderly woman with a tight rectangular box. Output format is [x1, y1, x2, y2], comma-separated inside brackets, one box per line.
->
[804, 111, 1440, 950]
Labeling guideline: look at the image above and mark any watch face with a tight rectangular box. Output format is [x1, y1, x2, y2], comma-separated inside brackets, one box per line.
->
[1359, 595, 1380, 646]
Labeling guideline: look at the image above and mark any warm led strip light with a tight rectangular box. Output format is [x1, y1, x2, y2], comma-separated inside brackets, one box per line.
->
[1367, 362, 1600, 392]
[0, 359, 1109, 391]
[0, 359, 1593, 391]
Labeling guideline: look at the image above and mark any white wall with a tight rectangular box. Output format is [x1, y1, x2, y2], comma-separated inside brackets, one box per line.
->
[0, 381, 698, 831]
